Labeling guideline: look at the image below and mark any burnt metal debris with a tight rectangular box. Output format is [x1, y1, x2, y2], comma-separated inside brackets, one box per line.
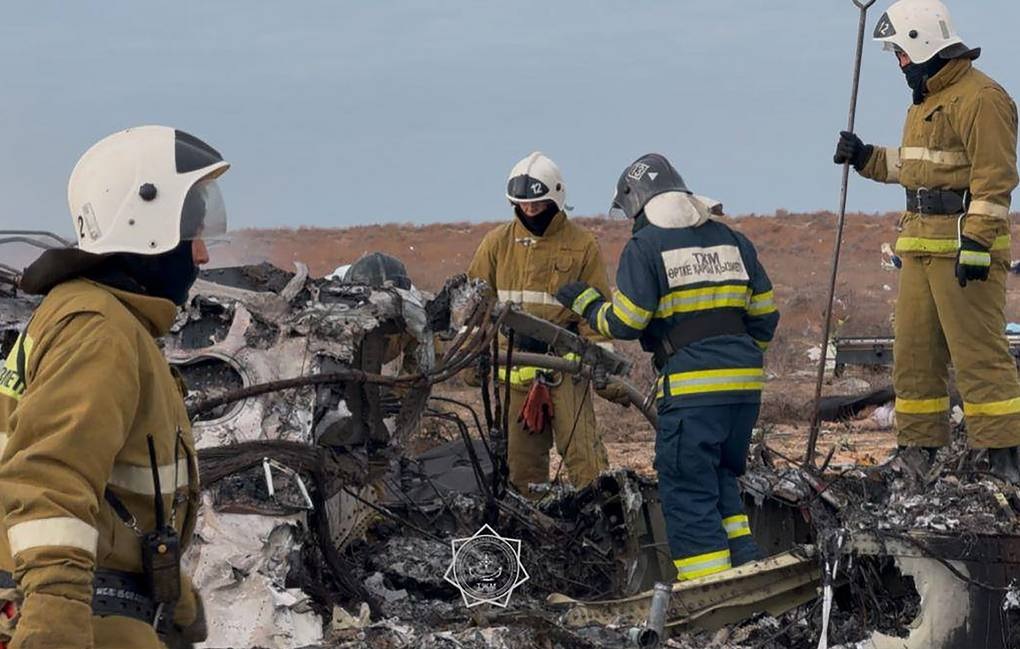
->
[2, 239, 1020, 649]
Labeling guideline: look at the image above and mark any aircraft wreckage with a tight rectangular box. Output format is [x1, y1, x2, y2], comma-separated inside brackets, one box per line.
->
[2, 232, 1020, 649]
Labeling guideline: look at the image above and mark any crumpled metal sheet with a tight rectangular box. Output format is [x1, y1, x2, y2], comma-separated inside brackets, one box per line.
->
[185, 495, 323, 649]
[169, 264, 438, 648]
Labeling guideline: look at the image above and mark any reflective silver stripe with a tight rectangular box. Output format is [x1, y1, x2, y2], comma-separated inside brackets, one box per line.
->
[747, 292, 775, 316]
[657, 288, 749, 312]
[969, 200, 1010, 219]
[670, 373, 764, 389]
[676, 553, 731, 578]
[611, 293, 651, 329]
[8, 517, 98, 556]
[885, 147, 901, 183]
[723, 515, 751, 538]
[572, 287, 602, 315]
[497, 290, 561, 306]
[595, 341, 616, 352]
[900, 147, 968, 166]
[108, 462, 189, 495]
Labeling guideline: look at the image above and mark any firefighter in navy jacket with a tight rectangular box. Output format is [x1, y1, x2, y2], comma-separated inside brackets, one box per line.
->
[555, 154, 780, 580]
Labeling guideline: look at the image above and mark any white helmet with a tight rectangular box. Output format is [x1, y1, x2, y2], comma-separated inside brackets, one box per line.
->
[873, 0, 976, 64]
[67, 126, 230, 255]
[505, 152, 566, 212]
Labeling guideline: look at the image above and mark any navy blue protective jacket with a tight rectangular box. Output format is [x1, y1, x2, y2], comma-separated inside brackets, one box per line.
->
[575, 206, 779, 408]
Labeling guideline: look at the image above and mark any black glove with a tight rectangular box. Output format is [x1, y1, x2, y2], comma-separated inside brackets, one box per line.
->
[833, 131, 874, 170]
[555, 281, 603, 318]
[956, 236, 991, 287]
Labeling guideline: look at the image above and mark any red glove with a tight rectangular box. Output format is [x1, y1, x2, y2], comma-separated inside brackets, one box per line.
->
[519, 380, 554, 434]
[0, 600, 15, 649]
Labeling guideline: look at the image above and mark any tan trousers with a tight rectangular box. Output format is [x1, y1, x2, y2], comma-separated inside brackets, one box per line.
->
[94, 615, 164, 648]
[507, 376, 609, 496]
[894, 255, 1020, 448]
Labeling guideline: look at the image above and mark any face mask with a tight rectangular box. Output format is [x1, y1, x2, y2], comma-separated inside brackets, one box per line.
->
[513, 202, 560, 236]
[109, 241, 199, 306]
[902, 56, 950, 104]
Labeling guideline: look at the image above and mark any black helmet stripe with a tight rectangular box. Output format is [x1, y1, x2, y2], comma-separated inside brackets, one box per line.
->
[175, 130, 224, 174]
[874, 12, 896, 39]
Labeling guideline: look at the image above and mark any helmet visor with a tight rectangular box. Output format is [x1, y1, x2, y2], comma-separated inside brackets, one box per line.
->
[507, 174, 550, 203]
[608, 189, 628, 219]
[180, 178, 227, 242]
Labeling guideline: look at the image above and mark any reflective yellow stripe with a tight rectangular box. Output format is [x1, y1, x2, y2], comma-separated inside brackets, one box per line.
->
[572, 287, 602, 316]
[959, 250, 991, 267]
[895, 396, 950, 415]
[655, 285, 750, 318]
[109, 462, 190, 495]
[596, 302, 612, 337]
[611, 290, 652, 330]
[499, 365, 538, 386]
[969, 200, 1011, 219]
[675, 549, 731, 581]
[722, 515, 751, 539]
[900, 146, 968, 166]
[896, 235, 1010, 254]
[747, 290, 776, 316]
[0, 333, 33, 402]
[655, 376, 664, 400]
[754, 339, 769, 351]
[885, 147, 901, 183]
[665, 368, 765, 396]
[499, 352, 578, 387]
[964, 397, 1020, 417]
[8, 517, 99, 556]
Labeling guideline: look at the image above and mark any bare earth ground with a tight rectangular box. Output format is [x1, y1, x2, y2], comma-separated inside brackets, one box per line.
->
[210, 212, 1020, 475]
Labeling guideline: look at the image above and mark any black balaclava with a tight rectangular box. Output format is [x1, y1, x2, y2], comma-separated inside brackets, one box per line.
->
[84, 240, 199, 306]
[903, 55, 950, 105]
[514, 201, 560, 237]
[632, 212, 651, 234]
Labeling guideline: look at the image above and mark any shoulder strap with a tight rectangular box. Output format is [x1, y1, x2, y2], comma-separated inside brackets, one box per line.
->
[104, 488, 140, 533]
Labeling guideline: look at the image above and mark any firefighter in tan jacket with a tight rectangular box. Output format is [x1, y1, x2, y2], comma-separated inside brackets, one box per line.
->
[0, 126, 228, 648]
[834, 0, 1020, 478]
[468, 152, 616, 495]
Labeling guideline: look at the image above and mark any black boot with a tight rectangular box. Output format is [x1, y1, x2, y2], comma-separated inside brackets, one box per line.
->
[989, 447, 1020, 484]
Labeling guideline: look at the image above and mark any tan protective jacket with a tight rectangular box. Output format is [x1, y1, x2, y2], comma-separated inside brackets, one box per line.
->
[468, 212, 612, 345]
[0, 279, 200, 643]
[860, 59, 1019, 258]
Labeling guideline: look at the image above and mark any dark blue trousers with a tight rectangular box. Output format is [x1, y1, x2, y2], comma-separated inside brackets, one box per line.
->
[655, 402, 762, 576]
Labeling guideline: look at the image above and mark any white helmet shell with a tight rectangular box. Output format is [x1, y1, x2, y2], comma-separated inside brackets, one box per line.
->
[67, 125, 230, 255]
[505, 152, 566, 212]
[873, 0, 963, 64]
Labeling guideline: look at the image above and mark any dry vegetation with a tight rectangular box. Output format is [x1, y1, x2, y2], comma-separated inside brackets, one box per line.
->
[22, 211, 1017, 472]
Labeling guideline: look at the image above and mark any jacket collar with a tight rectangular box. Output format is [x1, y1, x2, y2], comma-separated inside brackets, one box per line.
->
[926, 59, 971, 95]
[83, 279, 177, 337]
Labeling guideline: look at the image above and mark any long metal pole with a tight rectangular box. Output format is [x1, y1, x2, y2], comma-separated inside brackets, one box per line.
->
[806, 0, 877, 467]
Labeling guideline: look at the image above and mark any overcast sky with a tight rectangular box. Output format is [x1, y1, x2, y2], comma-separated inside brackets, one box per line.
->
[2, 1, 1018, 237]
